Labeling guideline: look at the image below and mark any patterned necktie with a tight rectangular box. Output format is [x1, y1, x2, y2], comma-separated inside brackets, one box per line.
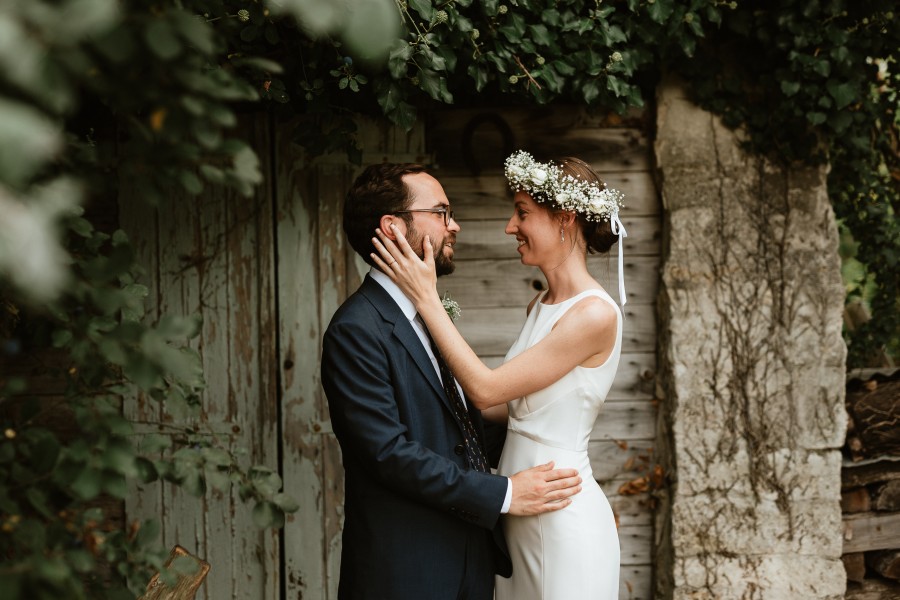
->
[425, 331, 489, 473]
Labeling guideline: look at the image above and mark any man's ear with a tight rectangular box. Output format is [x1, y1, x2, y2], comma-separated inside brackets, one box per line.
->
[378, 215, 402, 240]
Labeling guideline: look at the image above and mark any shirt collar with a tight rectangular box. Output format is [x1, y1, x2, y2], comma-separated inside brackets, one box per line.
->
[369, 267, 417, 322]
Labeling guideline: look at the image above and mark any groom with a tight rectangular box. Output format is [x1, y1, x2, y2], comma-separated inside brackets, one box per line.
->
[321, 163, 582, 600]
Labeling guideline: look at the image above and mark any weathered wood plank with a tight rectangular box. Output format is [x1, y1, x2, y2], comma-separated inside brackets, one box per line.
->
[843, 511, 900, 553]
[195, 181, 232, 600]
[428, 106, 650, 174]
[224, 114, 279, 599]
[316, 163, 352, 599]
[442, 171, 659, 219]
[457, 303, 657, 356]
[591, 401, 658, 442]
[590, 440, 657, 482]
[619, 564, 653, 600]
[119, 170, 165, 543]
[618, 524, 652, 567]
[482, 352, 658, 402]
[155, 178, 202, 556]
[442, 255, 659, 308]
[454, 216, 660, 259]
[277, 129, 329, 600]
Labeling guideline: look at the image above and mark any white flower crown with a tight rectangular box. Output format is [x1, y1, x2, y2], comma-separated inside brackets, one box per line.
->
[503, 150, 629, 306]
[503, 150, 624, 223]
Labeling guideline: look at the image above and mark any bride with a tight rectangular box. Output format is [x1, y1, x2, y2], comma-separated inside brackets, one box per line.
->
[372, 151, 626, 599]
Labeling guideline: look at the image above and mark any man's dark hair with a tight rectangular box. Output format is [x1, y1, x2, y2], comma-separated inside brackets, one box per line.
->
[344, 162, 427, 266]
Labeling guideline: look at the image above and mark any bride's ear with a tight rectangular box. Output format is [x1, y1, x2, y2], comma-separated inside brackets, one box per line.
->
[557, 211, 577, 228]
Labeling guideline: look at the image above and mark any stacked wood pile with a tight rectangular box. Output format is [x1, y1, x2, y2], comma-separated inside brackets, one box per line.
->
[842, 368, 900, 599]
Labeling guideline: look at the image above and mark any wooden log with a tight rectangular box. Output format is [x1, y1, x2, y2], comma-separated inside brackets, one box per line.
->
[843, 459, 900, 489]
[843, 512, 900, 553]
[874, 481, 900, 512]
[844, 578, 900, 600]
[867, 550, 900, 580]
[140, 545, 210, 600]
[845, 377, 900, 457]
[842, 487, 872, 513]
[842, 552, 867, 583]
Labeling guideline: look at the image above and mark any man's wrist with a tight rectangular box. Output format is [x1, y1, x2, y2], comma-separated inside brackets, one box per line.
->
[501, 477, 513, 514]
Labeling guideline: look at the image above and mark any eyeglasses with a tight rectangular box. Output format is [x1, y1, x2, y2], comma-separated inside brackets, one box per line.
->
[393, 206, 455, 226]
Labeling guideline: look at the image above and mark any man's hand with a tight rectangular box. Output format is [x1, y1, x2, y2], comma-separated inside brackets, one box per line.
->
[508, 461, 582, 516]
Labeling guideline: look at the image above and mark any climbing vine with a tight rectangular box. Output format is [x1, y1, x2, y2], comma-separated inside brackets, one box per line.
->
[1, 0, 897, 597]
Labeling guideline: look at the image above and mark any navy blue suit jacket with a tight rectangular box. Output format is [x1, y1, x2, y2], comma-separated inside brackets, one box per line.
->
[321, 275, 511, 600]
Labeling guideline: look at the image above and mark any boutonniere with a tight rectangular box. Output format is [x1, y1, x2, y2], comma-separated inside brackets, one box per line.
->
[441, 292, 461, 322]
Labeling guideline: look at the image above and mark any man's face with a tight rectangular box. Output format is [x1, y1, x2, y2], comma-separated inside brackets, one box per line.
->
[398, 173, 460, 276]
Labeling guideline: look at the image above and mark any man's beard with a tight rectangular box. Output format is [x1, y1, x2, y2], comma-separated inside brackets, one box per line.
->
[406, 223, 455, 276]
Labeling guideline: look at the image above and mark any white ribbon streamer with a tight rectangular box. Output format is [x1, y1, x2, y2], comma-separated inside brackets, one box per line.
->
[611, 214, 627, 307]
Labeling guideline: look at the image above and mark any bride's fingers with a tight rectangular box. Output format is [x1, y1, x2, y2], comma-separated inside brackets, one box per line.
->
[387, 224, 422, 261]
[422, 236, 436, 271]
[373, 230, 404, 263]
[369, 248, 394, 275]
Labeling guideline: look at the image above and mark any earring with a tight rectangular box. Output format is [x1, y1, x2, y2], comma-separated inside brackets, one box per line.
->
[560, 227, 565, 243]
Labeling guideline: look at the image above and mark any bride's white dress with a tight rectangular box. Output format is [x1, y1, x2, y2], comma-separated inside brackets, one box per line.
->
[495, 289, 622, 600]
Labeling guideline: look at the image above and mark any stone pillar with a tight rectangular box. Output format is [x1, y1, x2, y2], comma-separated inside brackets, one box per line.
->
[653, 77, 847, 599]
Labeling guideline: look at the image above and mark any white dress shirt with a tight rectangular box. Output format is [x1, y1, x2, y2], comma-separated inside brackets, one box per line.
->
[369, 268, 513, 513]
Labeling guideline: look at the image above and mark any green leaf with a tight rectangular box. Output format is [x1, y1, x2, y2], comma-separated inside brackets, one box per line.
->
[240, 25, 260, 42]
[178, 171, 203, 194]
[418, 69, 443, 101]
[52, 329, 73, 348]
[529, 24, 552, 46]
[780, 80, 801, 97]
[272, 492, 300, 513]
[467, 64, 489, 92]
[647, 0, 675, 24]
[408, 0, 434, 21]
[70, 468, 102, 500]
[25, 487, 53, 518]
[37, 556, 71, 583]
[826, 80, 855, 110]
[140, 433, 172, 454]
[583, 80, 600, 104]
[144, 20, 182, 60]
[135, 457, 158, 483]
[806, 111, 827, 125]
[813, 59, 831, 77]
[252, 501, 284, 528]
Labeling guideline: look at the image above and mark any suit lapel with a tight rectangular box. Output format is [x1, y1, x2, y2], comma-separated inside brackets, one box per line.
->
[359, 276, 449, 407]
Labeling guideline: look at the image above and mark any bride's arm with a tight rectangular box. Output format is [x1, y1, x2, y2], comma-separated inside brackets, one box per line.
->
[372, 227, 617, 410]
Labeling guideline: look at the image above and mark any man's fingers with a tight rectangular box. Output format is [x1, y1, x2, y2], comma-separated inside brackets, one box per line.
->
[544, 468, 580, 482]
[545, 475, 582, 491]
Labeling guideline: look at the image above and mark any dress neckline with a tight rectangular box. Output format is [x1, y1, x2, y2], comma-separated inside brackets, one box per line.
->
[538, 288, 608, 308]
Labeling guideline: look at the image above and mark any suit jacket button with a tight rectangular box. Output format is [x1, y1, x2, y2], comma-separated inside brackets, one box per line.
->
[454, 444, 465, 456]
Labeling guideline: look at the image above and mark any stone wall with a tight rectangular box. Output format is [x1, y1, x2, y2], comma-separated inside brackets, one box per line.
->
[654, 77, 848, 599]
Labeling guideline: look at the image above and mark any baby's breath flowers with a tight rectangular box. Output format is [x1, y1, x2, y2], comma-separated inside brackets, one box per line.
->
[503, 151, 624, 223]
[442, 292, 461, 321]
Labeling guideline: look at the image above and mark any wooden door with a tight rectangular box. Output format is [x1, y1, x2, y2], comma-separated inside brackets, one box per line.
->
[428, 106, 660, 600]
[121, 114, 280, 599]
[277, 119, 430, 599]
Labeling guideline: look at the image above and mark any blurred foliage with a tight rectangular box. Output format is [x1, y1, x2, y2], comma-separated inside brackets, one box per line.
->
[0, 0, 303, 597]
[250, 0, 899, 365]
[0, 0, 898, 597]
